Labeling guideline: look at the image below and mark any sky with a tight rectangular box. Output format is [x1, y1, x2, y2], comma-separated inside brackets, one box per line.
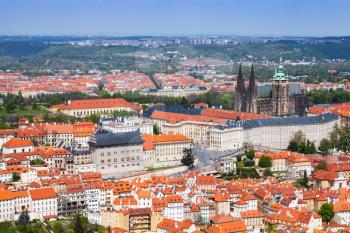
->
[0, 0, 349, 37]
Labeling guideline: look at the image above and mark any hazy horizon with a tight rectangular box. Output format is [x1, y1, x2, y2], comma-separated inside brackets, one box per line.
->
[1, 0, 349, 37]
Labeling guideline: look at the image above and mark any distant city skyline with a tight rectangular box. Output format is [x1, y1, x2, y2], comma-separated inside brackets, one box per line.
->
[0, 0, 349, 37]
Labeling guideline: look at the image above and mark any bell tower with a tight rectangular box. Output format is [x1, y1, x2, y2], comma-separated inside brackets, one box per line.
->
[272, 58, 289, 116]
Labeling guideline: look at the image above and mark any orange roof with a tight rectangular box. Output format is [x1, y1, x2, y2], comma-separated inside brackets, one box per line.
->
[44, 124, 73, 134]
[103, 228, 127, 233]
[35, 147, 71, 159]
[308, 106, 328, 115]
[0, 190, 28, 201]
[313, 170, 338, 181]
[143, 132, 191, 150]
[3, 138, 33, 148]
[73, 121, 96, 137]
[29, 187, 56, 200]
[136, 190, 151, 199]
[53, 98, 141, 111]
[256, 151, 290, 160]
[240, 210, 265, 218]
[150, 110, 226, 124]
[201, 108, 271, 120]
[207, 220, 247, 233]
[334, 201, 350, 213]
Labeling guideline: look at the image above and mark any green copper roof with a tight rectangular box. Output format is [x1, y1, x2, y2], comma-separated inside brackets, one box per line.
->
[273, 62, 289, 81]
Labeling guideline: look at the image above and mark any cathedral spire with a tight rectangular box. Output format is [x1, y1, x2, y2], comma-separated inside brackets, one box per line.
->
[237, 63, 246, 94]
[248, 63, 256, 97]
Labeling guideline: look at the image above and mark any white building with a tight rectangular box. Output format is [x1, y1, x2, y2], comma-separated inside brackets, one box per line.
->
[210, 113, 340, 150]
[101, 116, 153, 134]
[28, 188, 58, 220]
[143, 132, 192, 167]
[2, 138, 34, 155]
[89, 130, 144, 178]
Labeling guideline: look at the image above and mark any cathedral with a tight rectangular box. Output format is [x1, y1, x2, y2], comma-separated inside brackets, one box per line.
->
[233, 60, 308, 116]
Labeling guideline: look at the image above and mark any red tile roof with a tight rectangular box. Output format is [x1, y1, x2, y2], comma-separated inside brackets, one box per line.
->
[3, 138, 33, 148]
[29, 187, 56, 200]
[53, 98, 141, 111]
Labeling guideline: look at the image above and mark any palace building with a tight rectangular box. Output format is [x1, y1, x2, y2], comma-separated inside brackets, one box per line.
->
[234, 59, 308, 116]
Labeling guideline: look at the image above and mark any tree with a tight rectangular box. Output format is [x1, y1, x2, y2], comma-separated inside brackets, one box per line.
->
[303, 170, 308, 185]
[287, 140, 298, 152]
[30, 158, 45, 166]
[180, 97, 191, 108]
[5, 99, 16, 113]
[12, 173, 21, 182]
[318, 203, 334, 224]
[73, 215, 84, 233]
[315, 161, 327, 171]
[18, 210, 30, 225]
[52, 222, 65, 233]
[258, 156, 272, 168]
[245, 150, 255, 160]
[263, 168, 273, 177]
[86, 114, 100, 124]
[181, 148, 194, 167]
[153, 124, 160, 135]
[98, 81, 104, 91]
[319, 138, 333, 155]
[288, 131, 317, 154]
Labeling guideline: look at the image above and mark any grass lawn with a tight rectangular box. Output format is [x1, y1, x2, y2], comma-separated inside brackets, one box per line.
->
[0, 106, 48, 118]
[145, 165, 180, 171]
[0, 222, 17, 233]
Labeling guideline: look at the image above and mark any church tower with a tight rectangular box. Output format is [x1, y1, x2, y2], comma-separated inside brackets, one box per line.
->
[272, 58, 289, 116]
[234, 64, 247, 112]
[246, 64, 257, 113]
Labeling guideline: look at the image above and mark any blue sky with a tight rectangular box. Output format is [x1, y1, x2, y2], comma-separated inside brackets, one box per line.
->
[0, 0, 349, 36]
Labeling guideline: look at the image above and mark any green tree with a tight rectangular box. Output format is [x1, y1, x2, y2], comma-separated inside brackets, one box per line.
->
[258, 156, 272, 168]
[315, 161, 327, 171]
[287, 140, 298, 152]
[318, 203, 334, 224]
[98, 81, 104, 91]
[86, 114, 100, 124]
[153, 124, 160, 135]
[245, 150, 255, 160]
[181, 148, 194, 167]
[18, 210, 30, 225]
[180, 97, 191, 108]
[303, 170, 308, 185]
[30, 158, 45, 166]
[5, 99, 16, 113]
[12, 173, 21, 182]
[52, 222, 65, 233]
[263, 168, 273, 177]
[73, 215, 84, 233]
[319, 138, 333, 155]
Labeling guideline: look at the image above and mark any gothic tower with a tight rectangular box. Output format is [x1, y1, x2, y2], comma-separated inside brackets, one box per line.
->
[272, 59, 289, 116]
[246, 64, 258, 113]
[234, 64, 247, 112]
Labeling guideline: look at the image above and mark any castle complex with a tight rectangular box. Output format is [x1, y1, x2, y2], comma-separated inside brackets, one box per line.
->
[234, 60, 308, 116]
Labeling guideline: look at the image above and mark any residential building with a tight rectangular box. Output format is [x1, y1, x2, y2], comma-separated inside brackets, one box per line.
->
[51, 98, 142, 117]
[89, 130, 144, 178]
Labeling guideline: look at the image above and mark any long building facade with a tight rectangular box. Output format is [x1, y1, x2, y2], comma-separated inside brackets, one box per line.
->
[209, 113, 340, 150]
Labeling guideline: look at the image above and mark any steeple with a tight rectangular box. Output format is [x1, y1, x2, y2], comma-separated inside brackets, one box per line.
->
[273, 56, 288, 81]
[233, 63, 247, 112]
[237, 63, 246, 94]
[248, 63, 256, 97]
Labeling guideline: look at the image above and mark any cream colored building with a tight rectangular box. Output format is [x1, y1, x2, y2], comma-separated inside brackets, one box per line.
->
[210, 113, 340, 150]
[51, 98, 141, 117]
[209, 126, 243, 151]
[143, 133, 192, 167]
